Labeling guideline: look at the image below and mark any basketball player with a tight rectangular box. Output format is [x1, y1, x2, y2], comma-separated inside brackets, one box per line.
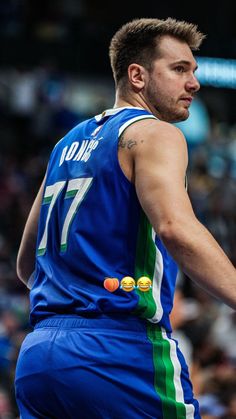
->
[15, 18, 236, 418]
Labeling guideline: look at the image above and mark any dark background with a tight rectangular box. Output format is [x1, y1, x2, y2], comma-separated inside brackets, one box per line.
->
[1, 0, 236, 71]
[1, 0, 236, 123]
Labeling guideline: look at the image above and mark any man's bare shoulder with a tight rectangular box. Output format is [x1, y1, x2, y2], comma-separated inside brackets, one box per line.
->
[119, 117, 187, 152]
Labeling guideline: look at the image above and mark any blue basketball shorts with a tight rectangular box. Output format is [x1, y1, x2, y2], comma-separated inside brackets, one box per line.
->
[15, 315, 200, 418]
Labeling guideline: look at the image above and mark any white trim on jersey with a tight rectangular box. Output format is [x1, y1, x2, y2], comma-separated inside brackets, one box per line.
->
[95, 107, 154, 122]
[118, 114, 157, 137]
[148, 229, 164, 323]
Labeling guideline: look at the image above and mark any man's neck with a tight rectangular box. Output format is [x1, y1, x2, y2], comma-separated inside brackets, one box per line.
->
[114, 89, 158, 118]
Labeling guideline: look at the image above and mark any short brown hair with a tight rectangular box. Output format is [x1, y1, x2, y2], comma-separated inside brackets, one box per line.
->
[109, 18, 205, 86]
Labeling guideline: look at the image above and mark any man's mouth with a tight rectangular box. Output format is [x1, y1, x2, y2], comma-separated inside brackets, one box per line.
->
[180, 97, 193, 105]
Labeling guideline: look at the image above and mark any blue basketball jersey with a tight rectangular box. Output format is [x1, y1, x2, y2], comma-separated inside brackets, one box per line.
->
[30, 107, 178, 331]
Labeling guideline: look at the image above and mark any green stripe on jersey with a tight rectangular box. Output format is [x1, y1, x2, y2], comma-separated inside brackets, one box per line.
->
[42, 196, 52, 205]
[147, 323, 187, 418]
[65, 190, 77, 199]
[133, 210, 157, 319]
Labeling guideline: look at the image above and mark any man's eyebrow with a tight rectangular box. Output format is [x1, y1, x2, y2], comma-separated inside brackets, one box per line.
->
[172, 60, 198, 71]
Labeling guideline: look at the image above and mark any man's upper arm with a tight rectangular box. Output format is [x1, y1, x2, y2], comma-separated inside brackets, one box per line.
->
[132, 120, 195, 235]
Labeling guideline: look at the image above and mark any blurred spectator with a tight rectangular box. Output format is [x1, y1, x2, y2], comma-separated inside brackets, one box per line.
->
[211, 305, 236, 362]
[0, 386, 15, 419]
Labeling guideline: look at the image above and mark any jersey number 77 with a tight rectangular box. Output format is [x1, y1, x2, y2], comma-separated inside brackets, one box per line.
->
[37, 177, 93, 255]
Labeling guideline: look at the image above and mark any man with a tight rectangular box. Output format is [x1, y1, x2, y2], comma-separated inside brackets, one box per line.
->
[15, 18, 236, 418]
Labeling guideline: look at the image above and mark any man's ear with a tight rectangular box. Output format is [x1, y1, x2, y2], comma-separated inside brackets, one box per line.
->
[127, 63, 146, 92]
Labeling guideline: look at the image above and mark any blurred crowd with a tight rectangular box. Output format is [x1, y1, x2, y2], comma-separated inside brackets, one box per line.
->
[0, 66, 236, 418]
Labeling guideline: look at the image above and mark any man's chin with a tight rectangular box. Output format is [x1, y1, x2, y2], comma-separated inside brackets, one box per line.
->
[171, 109, 189, 123]
[157, 108, 189, 123]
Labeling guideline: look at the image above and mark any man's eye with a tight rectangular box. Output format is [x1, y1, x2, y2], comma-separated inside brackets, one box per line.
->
[175, 66, 185, 73]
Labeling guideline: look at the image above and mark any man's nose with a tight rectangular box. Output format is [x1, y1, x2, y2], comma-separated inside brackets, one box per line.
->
[186, 74, 200, 92]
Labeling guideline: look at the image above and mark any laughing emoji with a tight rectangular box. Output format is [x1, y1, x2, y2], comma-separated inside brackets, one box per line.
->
[120, 276, 135, 292]
[137, 277, 152, 292]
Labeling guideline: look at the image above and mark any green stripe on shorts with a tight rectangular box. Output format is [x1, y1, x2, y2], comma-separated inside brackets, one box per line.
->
[147, 323, 187, 418]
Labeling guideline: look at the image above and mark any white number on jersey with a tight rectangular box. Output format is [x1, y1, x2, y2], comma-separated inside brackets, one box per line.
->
[38, 177, 93, 255]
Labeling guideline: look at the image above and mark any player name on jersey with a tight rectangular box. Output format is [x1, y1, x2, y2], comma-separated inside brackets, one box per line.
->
[59, 139, 100, 166]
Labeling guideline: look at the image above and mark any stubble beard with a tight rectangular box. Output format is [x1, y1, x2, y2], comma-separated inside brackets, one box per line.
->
[146, 81, 189, 123]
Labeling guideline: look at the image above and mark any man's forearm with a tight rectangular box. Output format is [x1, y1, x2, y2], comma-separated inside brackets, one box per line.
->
[16, 176, 45, 286]
[17, 231, 37, 286]
[160, 217, 236, 309]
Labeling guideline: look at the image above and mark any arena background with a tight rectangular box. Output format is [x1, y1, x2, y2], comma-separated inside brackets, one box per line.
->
[0, 1, 236, 418]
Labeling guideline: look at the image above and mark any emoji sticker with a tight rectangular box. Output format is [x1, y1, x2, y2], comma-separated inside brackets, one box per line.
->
[120, 276, 135, 292]
[137, 277, 152, 292]
[103, 277, 120, 293]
